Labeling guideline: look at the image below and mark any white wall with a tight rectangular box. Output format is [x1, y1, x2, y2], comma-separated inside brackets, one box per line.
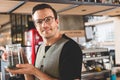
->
[95, 21, 114, 42]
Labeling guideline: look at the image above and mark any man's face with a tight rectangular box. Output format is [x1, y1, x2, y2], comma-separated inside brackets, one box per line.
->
[32, 8, 58, 39]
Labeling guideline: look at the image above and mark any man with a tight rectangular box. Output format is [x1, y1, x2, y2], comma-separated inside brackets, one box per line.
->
[6, 4, 83, 80]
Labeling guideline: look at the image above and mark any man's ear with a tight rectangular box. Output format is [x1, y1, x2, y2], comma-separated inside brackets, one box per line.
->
[56, 18, 59, 24]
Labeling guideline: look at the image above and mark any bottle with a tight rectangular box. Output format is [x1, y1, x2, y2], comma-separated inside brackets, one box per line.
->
[110, 68, 117, 80]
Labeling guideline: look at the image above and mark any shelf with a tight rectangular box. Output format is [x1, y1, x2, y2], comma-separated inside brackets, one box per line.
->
[59, 4, 116, 16]
[0, 1, 120, 16]
[85, 18, 114, 26]
[60, 30, 85, 37]
[99, 41, 115, 46]
[82, 48, 108, 53]
[83, 56, 109, 61]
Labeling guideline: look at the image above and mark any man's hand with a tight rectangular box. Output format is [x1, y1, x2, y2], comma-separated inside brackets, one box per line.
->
[6, 64, 36, 75]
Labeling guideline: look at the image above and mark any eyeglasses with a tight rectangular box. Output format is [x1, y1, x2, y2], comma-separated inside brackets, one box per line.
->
[34, 16, 55, 26]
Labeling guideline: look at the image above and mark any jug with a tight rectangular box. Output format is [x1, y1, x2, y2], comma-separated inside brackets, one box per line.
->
[6, 44, 24, 69]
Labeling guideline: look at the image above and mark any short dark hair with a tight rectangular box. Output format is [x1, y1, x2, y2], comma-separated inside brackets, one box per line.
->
[32, 4, 57, 20]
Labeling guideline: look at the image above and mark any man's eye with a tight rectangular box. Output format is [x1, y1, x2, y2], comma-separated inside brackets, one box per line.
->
[45, 18, 51, 22]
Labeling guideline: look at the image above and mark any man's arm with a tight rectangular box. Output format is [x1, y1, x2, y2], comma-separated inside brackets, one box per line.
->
[59, 40, 83, 80]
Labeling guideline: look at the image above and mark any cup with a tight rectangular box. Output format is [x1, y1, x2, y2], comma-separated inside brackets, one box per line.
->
[6, 44, 24, 69]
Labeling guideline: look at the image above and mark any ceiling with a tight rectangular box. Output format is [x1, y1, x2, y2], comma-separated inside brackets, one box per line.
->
[0, 0, 120, 16]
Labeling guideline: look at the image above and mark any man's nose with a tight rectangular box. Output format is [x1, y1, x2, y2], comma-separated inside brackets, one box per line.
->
[41, 21, 47, 27]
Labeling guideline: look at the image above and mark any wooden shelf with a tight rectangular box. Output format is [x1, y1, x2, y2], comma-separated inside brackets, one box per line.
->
[60, 30, 85, 37]
[0, 1, 120, 16]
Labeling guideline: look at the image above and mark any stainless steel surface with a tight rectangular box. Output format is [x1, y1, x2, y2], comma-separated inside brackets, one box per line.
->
[82, 48, 111, 80]
[82, 70, 110, 80]
[83, 56, 109, 61]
